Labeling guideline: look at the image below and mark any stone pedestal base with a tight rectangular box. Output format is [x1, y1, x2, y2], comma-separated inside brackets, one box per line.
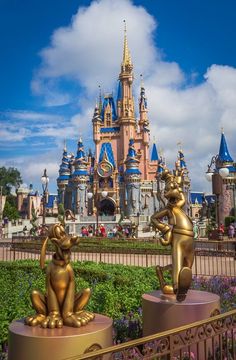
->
[142, 290, 220, 336]
[8, 314, 113, 360]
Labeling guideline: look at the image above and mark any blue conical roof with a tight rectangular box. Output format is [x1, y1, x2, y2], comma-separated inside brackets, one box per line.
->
[179, 150, 186, 169]
[117, 81, 122, 101]
[218, 132, 234, 163]
[151, 143, 159, 161]
[72, 138, 88, 177]
[57, 147, 70, 182]
[125, 139, 141, 175]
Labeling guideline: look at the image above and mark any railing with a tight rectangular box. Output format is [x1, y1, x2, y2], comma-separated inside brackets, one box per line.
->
[65, 309, 236, 359]
[0, 237, 235, 277]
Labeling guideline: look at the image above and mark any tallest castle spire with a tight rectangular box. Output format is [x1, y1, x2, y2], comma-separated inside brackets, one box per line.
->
[121, 20, 133, 72]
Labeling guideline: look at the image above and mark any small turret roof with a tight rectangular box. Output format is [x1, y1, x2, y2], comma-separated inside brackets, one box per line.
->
[151, 143, 158, 161]
[218, 131, 234, 163]
[125, 139, 141, 175]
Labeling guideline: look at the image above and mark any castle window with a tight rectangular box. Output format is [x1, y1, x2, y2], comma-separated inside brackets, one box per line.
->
[106, 113, 111, 127]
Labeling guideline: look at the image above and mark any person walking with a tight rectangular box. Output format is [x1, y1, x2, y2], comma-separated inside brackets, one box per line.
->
[228, 223, 235, 239]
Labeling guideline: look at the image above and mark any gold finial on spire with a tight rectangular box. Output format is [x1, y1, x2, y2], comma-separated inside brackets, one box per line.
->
[221, 127, 224, 134]
[177, 141, 182, 151]
[63, 139, 67, 152]
[153, 135, 156, 143]
[122, 20, 132, 67]
[140, 74, 144, 88]
[159, 147, 163, 158]
[98, 85, 102, 113]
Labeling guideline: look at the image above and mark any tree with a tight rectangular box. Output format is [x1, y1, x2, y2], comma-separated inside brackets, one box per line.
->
[58, 203, 65, 226]
[0, 167, 22, 220]
[0, 167, 22, 195]
[3, 201, 20, 220]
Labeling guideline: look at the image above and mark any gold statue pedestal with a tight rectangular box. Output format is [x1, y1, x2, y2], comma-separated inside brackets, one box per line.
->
[142, 290, 220, 336]
[8, 314, 113, 360]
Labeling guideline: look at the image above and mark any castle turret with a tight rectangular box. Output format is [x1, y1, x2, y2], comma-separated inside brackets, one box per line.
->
[57, 144, 71, 205]
[216, 130, 236, 222]
[71, 138, 89, 215]
[174, 147, 191, 215]
[139, 83, 150, 135]
[92, 104, 102, 147]
[124, 139, 141, 216]
[218, 130, 234, 165]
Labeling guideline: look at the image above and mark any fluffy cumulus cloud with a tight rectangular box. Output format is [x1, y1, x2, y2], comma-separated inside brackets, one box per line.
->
[2, 0, 236, 192]
[34, 0, 157, 96]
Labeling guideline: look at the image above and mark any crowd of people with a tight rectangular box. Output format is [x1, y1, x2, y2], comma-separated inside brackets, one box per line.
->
[80, 224, 135, 238]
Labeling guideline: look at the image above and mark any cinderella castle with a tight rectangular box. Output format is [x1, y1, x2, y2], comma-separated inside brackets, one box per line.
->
[56, 28, 191, 225]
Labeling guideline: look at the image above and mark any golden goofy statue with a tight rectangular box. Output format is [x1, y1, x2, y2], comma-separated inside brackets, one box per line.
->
[151, 169, 194, 302]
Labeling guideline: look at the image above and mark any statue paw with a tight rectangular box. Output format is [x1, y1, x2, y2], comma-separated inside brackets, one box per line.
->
[75, 310, 95, 325]
[41, 313, 63, 329]
[63, 311, 95, 327]
[25, 314, 46, 327]
[63, 313, 82, 328]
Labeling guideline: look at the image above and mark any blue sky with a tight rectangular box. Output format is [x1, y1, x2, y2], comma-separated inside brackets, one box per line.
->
[0, 0, 236, 194]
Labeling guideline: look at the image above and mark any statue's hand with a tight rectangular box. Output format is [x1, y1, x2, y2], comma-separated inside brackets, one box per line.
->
[160, 227, 172, 246]
[41, 312, 63, 329]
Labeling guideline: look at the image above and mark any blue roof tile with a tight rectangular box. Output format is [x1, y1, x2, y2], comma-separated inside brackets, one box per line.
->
[99, 143, 116, 167]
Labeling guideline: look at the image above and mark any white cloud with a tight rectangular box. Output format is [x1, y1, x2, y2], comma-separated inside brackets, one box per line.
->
[4, 0, 236, 193]
[4, 110, 64, 122]
[0, 152, 60, 194]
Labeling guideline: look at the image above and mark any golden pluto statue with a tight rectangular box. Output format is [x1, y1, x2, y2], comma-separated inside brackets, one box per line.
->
[25, 224, 94, 328]
[151, 169, 194, 302]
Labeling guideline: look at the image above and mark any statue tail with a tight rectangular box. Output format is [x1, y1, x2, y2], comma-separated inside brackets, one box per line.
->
[40, 237, 49, 269]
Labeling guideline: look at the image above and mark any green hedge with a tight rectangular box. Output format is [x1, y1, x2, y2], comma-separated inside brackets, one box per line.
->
[11, 238, 171, 254]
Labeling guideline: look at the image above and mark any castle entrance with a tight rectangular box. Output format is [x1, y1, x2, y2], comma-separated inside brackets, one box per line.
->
[99, 198, 116, 216]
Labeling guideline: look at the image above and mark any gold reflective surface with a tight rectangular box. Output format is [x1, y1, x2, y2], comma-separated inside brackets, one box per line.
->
[25, 224, 94, 328]
[151, 169, 194, 302]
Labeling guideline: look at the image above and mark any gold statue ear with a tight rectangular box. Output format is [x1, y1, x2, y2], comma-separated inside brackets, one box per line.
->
[40, 237, 49, 269]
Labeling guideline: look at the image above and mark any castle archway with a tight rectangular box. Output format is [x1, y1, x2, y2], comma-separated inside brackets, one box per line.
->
[99, 198, 116, 216]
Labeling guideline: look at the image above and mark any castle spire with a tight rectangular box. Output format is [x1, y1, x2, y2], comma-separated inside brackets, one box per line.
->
[122, 20, 132, 69]
[98, 85, 102, 114]
[57, 145, 71, 204]
[139, 74, 149, 129]
[121, 20, 133, 74]
[63, 139, 67, 152]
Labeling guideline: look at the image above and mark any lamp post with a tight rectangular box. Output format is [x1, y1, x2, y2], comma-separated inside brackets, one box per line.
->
[0, 186, 3, 222]
[87, 191, 108, 235]
[206, 156, 229, 237]
[41, 169, 49, 226]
